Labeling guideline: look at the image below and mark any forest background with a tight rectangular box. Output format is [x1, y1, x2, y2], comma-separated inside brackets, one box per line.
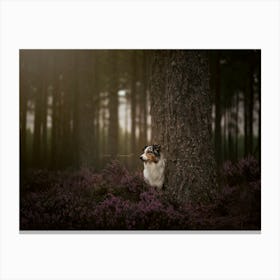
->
[20, 50, 261, 230]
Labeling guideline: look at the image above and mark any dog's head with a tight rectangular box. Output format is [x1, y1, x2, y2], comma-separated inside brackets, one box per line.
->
[139, 144, 161, 163]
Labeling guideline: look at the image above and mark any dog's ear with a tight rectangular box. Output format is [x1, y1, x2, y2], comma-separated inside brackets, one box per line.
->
[153, 144, 161, 155]
[153, 144, 161, 151]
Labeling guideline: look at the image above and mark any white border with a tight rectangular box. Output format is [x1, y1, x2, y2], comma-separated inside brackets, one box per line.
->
[1, 0, 280, 280]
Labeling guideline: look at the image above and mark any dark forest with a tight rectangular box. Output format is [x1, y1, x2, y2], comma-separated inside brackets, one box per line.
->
[20, 50, 261, 230]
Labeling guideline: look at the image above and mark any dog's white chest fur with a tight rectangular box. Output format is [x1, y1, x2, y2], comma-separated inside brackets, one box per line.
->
[143, 158, 166, 189]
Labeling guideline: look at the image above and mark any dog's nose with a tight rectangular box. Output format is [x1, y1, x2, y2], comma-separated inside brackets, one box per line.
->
[139, 156, 143, 160]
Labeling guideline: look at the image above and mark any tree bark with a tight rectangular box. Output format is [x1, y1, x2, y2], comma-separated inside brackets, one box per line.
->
[150, 50, 217, 203]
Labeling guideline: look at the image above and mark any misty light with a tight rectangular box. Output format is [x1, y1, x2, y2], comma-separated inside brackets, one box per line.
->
[118, 90, 126, 97]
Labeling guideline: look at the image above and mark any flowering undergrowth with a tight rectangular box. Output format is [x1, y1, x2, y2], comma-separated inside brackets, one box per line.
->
[20, 157, 260, 230]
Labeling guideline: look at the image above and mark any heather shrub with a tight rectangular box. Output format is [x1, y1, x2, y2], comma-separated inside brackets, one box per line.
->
[20, 157, 261, 230]
[21, 169, 60, 191]
[93, 194, 134, 229]
[131, 188, 186, 230]
[213, 156, 261, 229]
[222, 156, 260, 187]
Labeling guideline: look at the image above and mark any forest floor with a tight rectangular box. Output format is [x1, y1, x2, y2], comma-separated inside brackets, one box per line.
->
[20, 157, 260, 230]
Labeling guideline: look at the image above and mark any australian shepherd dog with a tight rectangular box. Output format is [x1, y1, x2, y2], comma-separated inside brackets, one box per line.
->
[139, 144, 166, 189]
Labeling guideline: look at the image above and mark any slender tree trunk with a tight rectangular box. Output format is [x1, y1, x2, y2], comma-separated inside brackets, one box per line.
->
[138, 52, 148, 149]
[257, 56, 261, 161]
[235, 92, 239, 160]
[130, 52, 137, 156]
[51, 83, 58, 169]
[124, 94, 129, 163]
[244, 84, 249, 157]
[41, 75, 48, 168]
[93, 53, 100, 168]
[228, 101, 233, 160]
[20, 53, 28, 170]
[108, 52, 119, 159]
[223, 108, 227, 161]
[61, 51, 76, 167]
[76, 51, 95, 167]
[50, 53, 59, 170]
[142, 52, 148, 145]
[20, 97, 28, 167]
[214, 52, 222, 167]
[94, 93, 100, 167]
[248, 69, 254, 155]
[150, 50, 217, 203]
[102, 99, 107, 161]
[69, 51, 83, 168]
[33, 85, 42, 167]
[61, 84, 72, 167]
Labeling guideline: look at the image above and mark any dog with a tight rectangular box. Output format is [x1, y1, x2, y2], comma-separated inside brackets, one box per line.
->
[139, 144, 166, 189]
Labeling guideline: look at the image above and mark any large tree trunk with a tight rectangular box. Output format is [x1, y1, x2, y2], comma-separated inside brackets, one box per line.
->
[150, 50, 217, 203]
